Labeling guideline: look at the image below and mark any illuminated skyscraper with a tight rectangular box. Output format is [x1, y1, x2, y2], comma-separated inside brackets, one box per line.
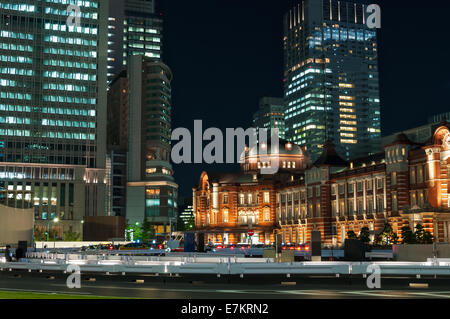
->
[253, 97, 286, 140]
[107, 0, 163, 83]
[283, 0, 381, 161]
[0, 0, 109, 236]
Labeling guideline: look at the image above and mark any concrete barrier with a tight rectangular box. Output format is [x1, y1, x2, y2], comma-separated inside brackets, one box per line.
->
[393, 244, 450, 262]
[365, 251, 394, 260]
[230, 262, 350, 275]
[3, 259, 450, 276]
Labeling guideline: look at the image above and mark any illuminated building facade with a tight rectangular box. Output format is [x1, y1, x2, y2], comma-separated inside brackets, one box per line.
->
[194, 123, 450, 245]
[252, 97, 286, 140]
[107, 0, 162, 83]
[0, 0, 109, 236]
[283, 0, 381, 161]
[108, 55, 177, 234]
[193, 140, 310, 244]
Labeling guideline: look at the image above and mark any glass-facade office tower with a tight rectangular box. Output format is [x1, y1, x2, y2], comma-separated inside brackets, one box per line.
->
[252, 97, 286, 140]
[0, 0, 109, 236]
[123, 56, 178, 234]
[107, 0, 162, 83]
[283, 0, 381, 161]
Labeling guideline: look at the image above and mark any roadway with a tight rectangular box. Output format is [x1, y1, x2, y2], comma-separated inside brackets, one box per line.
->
[1, 270, 450, 299]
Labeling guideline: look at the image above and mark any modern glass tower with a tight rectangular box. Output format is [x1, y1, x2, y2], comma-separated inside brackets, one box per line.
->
[107, 0, 163, 83]
[283, 0, 381, 161]
[253, 97, 286, 140]
[125, 56, 178, 234]
[0, 0, 109, 237]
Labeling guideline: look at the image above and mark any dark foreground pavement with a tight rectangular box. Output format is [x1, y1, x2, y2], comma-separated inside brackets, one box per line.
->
[1, 270, 450, 299]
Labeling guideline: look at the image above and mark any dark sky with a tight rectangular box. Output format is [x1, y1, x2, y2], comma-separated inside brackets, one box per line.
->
[157, 0, 450, 199]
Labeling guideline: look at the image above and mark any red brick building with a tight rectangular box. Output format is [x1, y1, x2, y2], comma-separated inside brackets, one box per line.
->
[193, 124, 450, 246]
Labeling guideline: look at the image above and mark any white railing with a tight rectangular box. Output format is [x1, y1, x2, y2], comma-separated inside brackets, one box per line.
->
[2, 258, 450, 276]
[33, 241, 131, 249]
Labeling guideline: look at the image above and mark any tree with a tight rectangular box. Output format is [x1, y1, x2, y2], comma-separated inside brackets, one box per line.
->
[63, 231, 81, 241]
[47, 229, 59, 241]
[34, 227, 59, 241]
[401, 226, 415, 244]
[415, 224, 425, 243]
[140, 217, 154, 243]
[34, 227, 46, 241]
[415, 224, 433, 244]
[125, 222, 142, 241]
[391, 232, 399, 245]
[378, 223, 397, 245]
[422, 231, 434, 244]
[401, 224, 433, 244]
[359, 227, 371, 244]
[347, 231, 358, 240]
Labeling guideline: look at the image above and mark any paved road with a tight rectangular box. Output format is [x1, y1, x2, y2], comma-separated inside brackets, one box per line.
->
[1, 271, 450, 299]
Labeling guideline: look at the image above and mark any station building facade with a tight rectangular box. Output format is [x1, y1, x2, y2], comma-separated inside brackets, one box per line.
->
[193, 124, 450, 245]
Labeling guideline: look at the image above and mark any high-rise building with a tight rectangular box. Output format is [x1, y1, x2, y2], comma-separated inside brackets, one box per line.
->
[0, 0, 109, 236]
[107, 0, 163, 83]
[106, 71, 128, 217]
[252, 97, 286, 140]
[178, 197, 194, 228]
[108, 56, 177, 234]
[106, 0, 164, 219]
[283, 0, 381, 161]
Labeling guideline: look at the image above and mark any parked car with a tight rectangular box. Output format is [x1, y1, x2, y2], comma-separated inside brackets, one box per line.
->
[282, 243, 310, 251]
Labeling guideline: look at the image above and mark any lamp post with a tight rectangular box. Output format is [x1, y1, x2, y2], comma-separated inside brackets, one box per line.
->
[46, 217, 59, 242]
[169, 217, 176, 239]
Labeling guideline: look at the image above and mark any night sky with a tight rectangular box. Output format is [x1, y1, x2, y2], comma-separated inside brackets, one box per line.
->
[157, 0, 450, 199]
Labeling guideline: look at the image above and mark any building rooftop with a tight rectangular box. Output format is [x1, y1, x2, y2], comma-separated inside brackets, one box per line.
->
[313, 140, 347, 167]
[245, 138, 304, 157]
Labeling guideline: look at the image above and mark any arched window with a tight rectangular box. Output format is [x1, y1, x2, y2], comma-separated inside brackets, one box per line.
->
[263, 207, 270, 221]
[222, 209, 229, 223]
